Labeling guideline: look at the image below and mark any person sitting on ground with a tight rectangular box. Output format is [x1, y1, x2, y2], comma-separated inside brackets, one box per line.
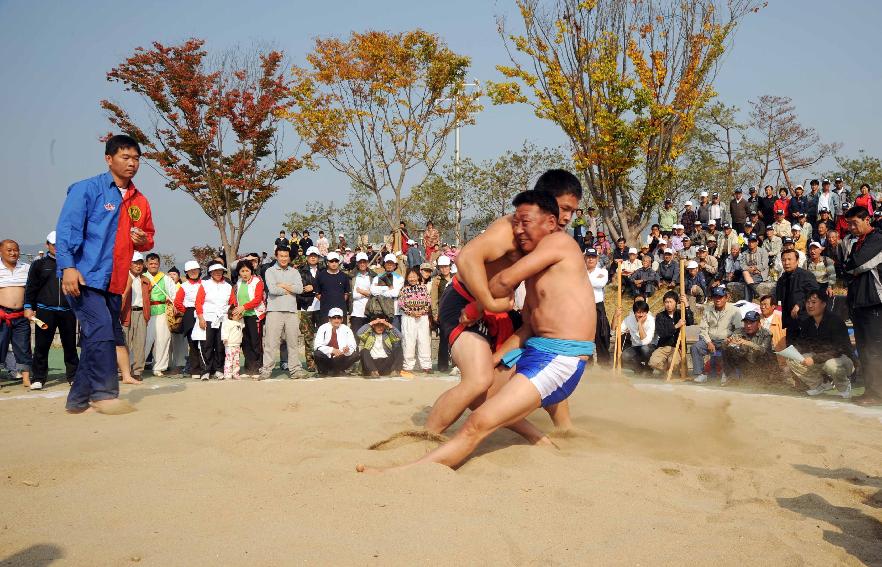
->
[679, 235, 696, 260]
[313, 307, 358, 376]
[356, 317, 403, 377]
[695, 244, 718, 281]
[691, 285, 741, 384]
[683, 260, 706, 310]
[758, 295, 787, 366]
[720, 310, 773, 385]
[609, 237, 628, 277]
[791, 225, 807, 253]
[628, 254, 659, 298]
[740, 234, 769, 302]
[619, 301, 656, 374]
[786, 289, 854, 398]
[648, 291, 694, 375]
[619, 247, 641, 282]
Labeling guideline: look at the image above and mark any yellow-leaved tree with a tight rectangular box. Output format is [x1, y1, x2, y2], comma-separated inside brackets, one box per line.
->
[282, 30, 480, 233]
[489, 0, 761, 243]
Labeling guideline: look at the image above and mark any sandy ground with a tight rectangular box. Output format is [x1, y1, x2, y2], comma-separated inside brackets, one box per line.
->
[1, 370, 881, 566]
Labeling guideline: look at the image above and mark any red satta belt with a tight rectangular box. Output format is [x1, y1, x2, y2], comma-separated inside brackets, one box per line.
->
[0, 306, 25, 327]
[449, 277, 515, 350]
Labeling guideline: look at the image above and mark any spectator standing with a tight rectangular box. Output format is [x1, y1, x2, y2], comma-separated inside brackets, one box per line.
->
[842, 206, 882, 406]
[572, 208, 588, 249]
[24, 231, 79, 388]
[692, 286, 741, 383]
[658, 199, 677, 235]
[680, 201, 698, 235]
[220, 306, 245, 380]
[775, 249, 818, 334]
[315, 251, 350, 323]
[816, 180, 840, 222]
[697, 192, 711, 225]
[398, 267, 432, 377]
[173, 261, 205, 378]
[55, 135, 155, 412]
[430, 255, 454, 372]
[260, 247, 306, 379]
[349, 252, 373, 335]
[316, 231, 330, 257]
[143, 252, 176, 377]
[746, 186, 761, 217]
[371, 254, 405, 330]
[789, 185, 809, 222]
[806, 179, 821, 227]
[313, 307, 358, 376]
[423, 221, 440, 260]
[406, 240, 424, 269]
[854, 183, 876, 215]
[299, 230, 314, 255]
[774, 188, 791, 220]
[195, 264, 232, 380]
[648, 291, 694, 374]
[274, 230, 289, 251]
[585, 249, 610, 364]
[230, 259, 265, 377]
[759, 185, 777, 226]
[297, 246, 322, 372]
[729, 188, 749, 233]
[709, 193, 727, 226]
[787, 290, 854, 397]
[356, 318, 403, 377]
[120, 253, 150, 381]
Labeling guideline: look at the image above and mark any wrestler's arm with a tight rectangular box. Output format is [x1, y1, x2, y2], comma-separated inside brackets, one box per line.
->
[456, 217, 514, 313]
[488, 234, 566, 301]
[491, 305, 532, 366]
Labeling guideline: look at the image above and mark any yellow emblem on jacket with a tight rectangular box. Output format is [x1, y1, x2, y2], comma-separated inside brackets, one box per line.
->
[128, 206, 142, 222]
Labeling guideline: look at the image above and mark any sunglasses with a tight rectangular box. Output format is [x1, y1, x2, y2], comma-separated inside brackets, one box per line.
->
[328, 259, 340, 263]
[330, 316, 343, 320]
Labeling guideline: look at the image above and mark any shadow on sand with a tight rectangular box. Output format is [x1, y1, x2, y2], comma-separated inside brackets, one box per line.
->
[0, 544, 63, 566]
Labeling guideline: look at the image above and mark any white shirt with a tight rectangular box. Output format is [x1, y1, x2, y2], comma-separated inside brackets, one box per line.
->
[314, 322, 357, 356]
[370, 272, 405, 316]
[0, 261, 29, 288]
[178, 279, 201, 308]
[587, 267, 608, 303]
[307, 266, 320, 312]
[350, 272, 374, 317]
[818, 192, 831, 212]
[199, 279, 233, 325]
[620, 312, 656, 347]
[129, 273, 143, 308]
[620, 259, 641, 274]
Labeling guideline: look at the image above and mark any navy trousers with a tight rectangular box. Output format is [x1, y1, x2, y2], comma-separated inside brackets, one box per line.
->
[65, 287, 124, 411]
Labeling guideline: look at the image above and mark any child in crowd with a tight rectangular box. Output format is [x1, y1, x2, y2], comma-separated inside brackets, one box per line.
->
[221, 305, 245, 380]
[398, 267, 432, 377]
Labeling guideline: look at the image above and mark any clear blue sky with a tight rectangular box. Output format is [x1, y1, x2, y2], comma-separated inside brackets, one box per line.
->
[1, 0, 880, 261]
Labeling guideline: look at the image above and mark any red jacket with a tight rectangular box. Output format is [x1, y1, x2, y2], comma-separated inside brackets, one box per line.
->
[120, 274, 152, 326]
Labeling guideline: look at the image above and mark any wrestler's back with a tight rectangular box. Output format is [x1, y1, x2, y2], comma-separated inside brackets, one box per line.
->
[524, 233, 596, 341]
[455, 215, 523, 291]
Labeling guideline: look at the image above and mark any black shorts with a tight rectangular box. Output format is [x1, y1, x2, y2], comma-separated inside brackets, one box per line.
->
[438, 279, 521, 347]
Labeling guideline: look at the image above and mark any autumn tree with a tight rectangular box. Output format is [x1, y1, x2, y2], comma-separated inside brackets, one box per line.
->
[283, 30, 480, 233]
[742, 94, 840, 188]
[101, 39, 308, 261]
[488, 0, 760, 244]
[191, 244, 219, 268]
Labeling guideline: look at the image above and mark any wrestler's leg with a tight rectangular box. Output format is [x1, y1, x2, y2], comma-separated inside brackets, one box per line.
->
[424, 333, 494, 434]
[468, 365, 552, 445]
[360, 374, 542, 472]
[544, 400, 572, 431]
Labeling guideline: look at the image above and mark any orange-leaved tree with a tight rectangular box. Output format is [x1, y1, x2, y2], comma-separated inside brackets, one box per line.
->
[101, 39, 309, 261]
[488, 0, 761, 244]
[282, 30, 480, 232]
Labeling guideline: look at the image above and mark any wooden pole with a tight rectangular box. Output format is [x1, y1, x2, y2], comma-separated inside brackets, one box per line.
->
[679, 258, 688, 380]
[613, 261, 623, 371]
[666, 332, 683, 381]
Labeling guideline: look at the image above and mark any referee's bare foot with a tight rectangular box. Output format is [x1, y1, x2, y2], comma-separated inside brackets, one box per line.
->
[91, 399, 136, 415]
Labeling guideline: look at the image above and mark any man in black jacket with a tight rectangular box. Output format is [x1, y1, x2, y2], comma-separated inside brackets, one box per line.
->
[774, 249, 818, 333]
[296, 246, 322, 372]
[23, 231, 79, 388]
[842, 206, 882, 405]
[787, 290, 855, 398]
[759, 185, 777, 226]
[648, 291, 694, 374]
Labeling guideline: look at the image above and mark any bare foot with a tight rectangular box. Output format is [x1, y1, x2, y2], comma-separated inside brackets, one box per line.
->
[66, 406, 96, 414]
[355, 463, 386, 474]
[533, 435, 558, 448]
[90, 398, 136, 415]
[121, 377, 143, 385]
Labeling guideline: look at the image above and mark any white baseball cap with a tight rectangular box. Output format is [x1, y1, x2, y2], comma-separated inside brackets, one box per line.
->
[809, 241, 823, 249]
[684, 200, 693, 207]
[184, 260, 200, 272]
[663, 248, 674, 254]
[46, 231, 56, 244]
[628, 247, 638, 254]
[305, 246, 320, 256]
[355, 252, 368, 261]
[132, 252, 144, 262]
[383, 253, 397, 264]
[328, 307, 344, 318]
[708, 220, 716, 225]
[686, 260, 699, 269]
[326, 251, 341, 261]
[208, 263, 226, 273]
[700, 191, 709, 197]
[407, 239, 415, 245]
[437, 255, 451, 266]
[338, 233, 345, 238]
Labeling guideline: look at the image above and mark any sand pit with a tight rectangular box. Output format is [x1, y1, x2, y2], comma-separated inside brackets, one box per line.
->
[1, 372, 881, 566]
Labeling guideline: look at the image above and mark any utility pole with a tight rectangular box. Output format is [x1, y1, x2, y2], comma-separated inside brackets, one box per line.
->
[453, 79, 479, 247]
